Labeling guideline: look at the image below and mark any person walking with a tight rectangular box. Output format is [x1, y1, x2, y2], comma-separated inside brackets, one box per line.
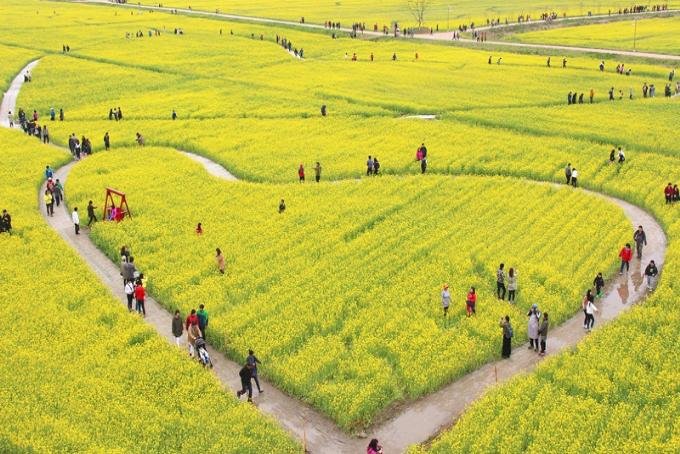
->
[500, 315, 513, 358]
[366, 155, 374, 176]
[593, 272, 605, 298]
[278, 199, 286, 214]
[373, 157, 380, 175]
[619, 243, 632, 274]
[216, 248, 225, 274]
[44, 190, 54, 217]
[45, 165, 53, 180]
[247, 349, 264, 393]
[644, 260, 658, 291]
[570, 168, 579, 187]
[496, 263, 506, 300]
[564, 163, 572, 185]
[187, 321, 201, 358]
[172, 310, 183, 346]
[441, 284, 451, 317]
[236, 363, 253, 402]
[86, 200, 97, 226]
[122, 256, 136, 285]
[104, 132, 110, 150]
[507, 268, 518, 302]
[537, 312, 549, 356]
[314, 162, 321, 182]
[124, 280, 135, 311]
[527, 304, 541, 352]
[367, 439, 383, 454]
[582, 289, 595, 329]
[633, 226, 647, 259]
[134, 279, 146, 316]
[197, 304, 209, 339]
[466, 286, 477, 317]
[584, 298, 598, 332]
[71, 207, 80, 235]
[53, 178, 64, 207]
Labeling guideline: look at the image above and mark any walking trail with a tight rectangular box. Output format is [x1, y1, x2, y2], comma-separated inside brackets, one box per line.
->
[3, 60, 667, 453]
[67, 0, 680, 60]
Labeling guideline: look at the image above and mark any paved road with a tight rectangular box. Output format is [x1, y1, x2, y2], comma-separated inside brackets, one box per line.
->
[2, 59, 668, 453]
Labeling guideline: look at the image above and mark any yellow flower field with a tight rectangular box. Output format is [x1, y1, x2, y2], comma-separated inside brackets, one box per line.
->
[64, 147, 629, 428]
[0, 129, 300, 452]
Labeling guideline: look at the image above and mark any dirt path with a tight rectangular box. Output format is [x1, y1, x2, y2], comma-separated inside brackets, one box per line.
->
[3, 61, 668, 453]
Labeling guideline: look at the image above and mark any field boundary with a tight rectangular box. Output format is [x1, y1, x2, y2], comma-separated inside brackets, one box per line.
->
[3, 57, 668, 453]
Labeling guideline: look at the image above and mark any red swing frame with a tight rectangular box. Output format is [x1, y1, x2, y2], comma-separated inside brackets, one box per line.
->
[103, 188, 131, 222]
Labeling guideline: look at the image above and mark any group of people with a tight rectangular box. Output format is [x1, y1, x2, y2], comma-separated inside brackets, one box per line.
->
[9, 107, 60, 144]
[296, 162, 323, 182]
[366, 156, 381, 175]
[276, 35, 303, 58]
[108, 107, 123, 121]
[120, 252, 149, 315]
[663, 183, 680, 203]
[68, 133, 93, 159]
[564, 163, 579, 187]
[609, 146, 626, 163]
[42, 166, 64, 217]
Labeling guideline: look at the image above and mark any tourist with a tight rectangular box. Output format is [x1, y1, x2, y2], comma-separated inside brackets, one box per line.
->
[42, 125, 49, 144]
[172, 310, 183, 346]
[278, 199, 286, 213]
[619, 243, 632, 273]
[187, 321, 201, 358]
[562, 58, 567, 68]
[609, 148, 616, 163]
[500, 315, 513, 358]
[441, 283, 451, 316]
[122, 256, 136, 285]
[367, 439, 383, 454]
[195, 222, 203, 235]
[104, 132, 110, 150]
[507, 268, 518, 302]
[538, 312, 549, 355]
[216, 248, 225, 274]
[582, 289, 594, 328]
[86, 200, 97, 226]
[247, 349, 264, 393]
[172, 109, 177, 120]
[197, 304, 209, 339]
[584, 297, 598, 331]
[367, 155, 374, 175]
[633, 226, 647, 259]
[496, 263, 506, 300]
[314, 162, 322, 182]
[59, 108, 64, 121]
[135, 132, 145, 146]
[618, 147, 625, 163]
[570, 168, 578, 187]
[527, 304, 540, 352]
[373, 157, 380, 175]
[466, 286, 476, 317]
[298, 163, 305, 182]
[664, 182, 674, 204]
[124, 280, 135, 311]
[45, 165, 53, 180]
[0, 209, 12, 235]
[50, 107, 55, 121]
[644, 260, 658, 291]
[593, 272, 605, 298]
[44, 189, 54, 217]
[564, 163, 572, 184]
[236, 362, 253, 402]
[134, 279, 146, 316]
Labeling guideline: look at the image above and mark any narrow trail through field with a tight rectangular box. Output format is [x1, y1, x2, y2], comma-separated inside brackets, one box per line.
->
[3, 61, 668, 453]
[65, 0, 680, 60]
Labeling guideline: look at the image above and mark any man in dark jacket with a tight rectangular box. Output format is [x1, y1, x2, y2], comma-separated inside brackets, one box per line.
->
[633, 225, 647, 259]
[644, 260, 658, 291]
[236, 363, 253, 402]
[0, 210, 11, 235]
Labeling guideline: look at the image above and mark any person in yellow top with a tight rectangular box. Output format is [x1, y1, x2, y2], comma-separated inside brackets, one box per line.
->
[44, 189, 54, 216]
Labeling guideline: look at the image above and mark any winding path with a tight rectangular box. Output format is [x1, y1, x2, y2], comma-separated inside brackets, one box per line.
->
[3, 60, 667, 453]
[65, 0, 680, 60]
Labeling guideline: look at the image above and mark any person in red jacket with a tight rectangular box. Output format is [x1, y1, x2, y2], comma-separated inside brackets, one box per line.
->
[619, 243, 632, 274]
[665, 182, 674, 204]
[298, 164, 305, 182]
[466, 287, 477, 317]
[134, 280, 146, 316]
[185, 308, 199, 330]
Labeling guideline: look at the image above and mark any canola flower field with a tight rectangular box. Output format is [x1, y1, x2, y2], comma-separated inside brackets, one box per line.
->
[66, 148, 628, 428]
[135, 0, 679, 30]
[509, 15, 680, 55]
[0, 130, 299, 453]
[2, 0, 680, 449]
